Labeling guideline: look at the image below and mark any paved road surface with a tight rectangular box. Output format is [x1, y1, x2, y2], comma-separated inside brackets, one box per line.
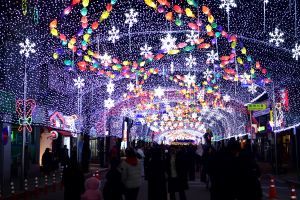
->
[37, 179, 210, 200]
[35, 176, 299, 200]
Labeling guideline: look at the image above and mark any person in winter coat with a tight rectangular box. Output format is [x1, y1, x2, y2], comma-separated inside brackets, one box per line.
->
[119, 148, 141, 200]
[42, 148, 52, 175]
[103, 160, 123, 200]
[62, 151, 85, 200]
[166, 147, 188, 200]
[81, 177, 102, 200]
[147, 147, 167, 200]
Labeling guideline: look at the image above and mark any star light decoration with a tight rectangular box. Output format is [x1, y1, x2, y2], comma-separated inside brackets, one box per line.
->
[107, 80, 115, 95]
[108, 26, 120, 44]
[160, 33, 177, 51]
[185, 54, 197, 68]
[125, 8, 138, 28]
[73, 77, 85, 89]
[104, 98, 115, 109]
[19, 38, 36, 58]
[100, 53, 112, 66]
[140, 43, 152, 56]
[269, 28, 285, 47]
[292, 43, 300, 61]
[127, 82, 135, 92]
[154, 86, 165, 98]
[248, 83, 258, 94]
[203, 68, 214, 79]
[206, 50, 219, 64]
[184, 73, 196, 86]
[185, 30, 198, 45]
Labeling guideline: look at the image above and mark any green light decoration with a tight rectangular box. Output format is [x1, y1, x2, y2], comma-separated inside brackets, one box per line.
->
[22, 0, 27, 15]
[11, 131, 15, 142]
[18, 117, 33, 132]
[34, 7, 39, 24]
[0, 90, 16, 114]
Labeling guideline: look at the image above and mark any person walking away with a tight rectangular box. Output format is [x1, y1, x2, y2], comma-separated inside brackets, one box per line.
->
[148, 147, 167, 200]
[120, 148, 141, 200]
[61, 145, 70, 168]
[62, 151, 85, 200]
[81, 177, 102, 200]
[42, 148, 52, 175]
[237, 139, 262, 200]
[166, 147, 188, 200]
[136, 145, 145, 177]
[103, 160, 123, 200]
[187, 145, 196, 181]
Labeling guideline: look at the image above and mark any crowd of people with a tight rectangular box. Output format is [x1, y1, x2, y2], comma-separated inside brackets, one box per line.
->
[44, 135, 262, 200]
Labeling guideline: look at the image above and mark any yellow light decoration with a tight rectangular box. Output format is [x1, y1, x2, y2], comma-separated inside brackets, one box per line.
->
[51, 29, 59, 36]
[144, 0, 157, 9]
[100, 11, 110, 22]
[185, 8, 195, 18]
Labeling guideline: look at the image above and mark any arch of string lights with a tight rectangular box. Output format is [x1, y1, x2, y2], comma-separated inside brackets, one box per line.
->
[0, 0, 299, 139]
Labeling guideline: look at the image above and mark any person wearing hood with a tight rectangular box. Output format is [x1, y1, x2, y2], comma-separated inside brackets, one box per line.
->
[119, 148, 141, 200]
[81, 177, 102, 200]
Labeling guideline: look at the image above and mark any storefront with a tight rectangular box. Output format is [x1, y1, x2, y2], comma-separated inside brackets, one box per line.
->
[39, 128, 73, 166]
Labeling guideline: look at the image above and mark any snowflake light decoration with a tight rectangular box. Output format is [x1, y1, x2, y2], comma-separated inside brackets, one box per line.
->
[107, 80, 115, 95]
[160, 33, 177, 51]
[108, 26, 120, 44]
[19, 38, 36, 58]
[240, 72, 251, 84]
[73, 77, 85, 89]
[219, 0, 237, 13]
[127, 82, 135, 92]
[197, 90, 205, 100]
[125, 8, 138, 28]
[185, 30, 198, 45]
[269, 28, 285, 47]
[191, 112, 198, 119]
[206, 50, 219, 64]
[100, 53, 112, 66]
[104, 98, 115, 109]
[184, 73, 196, 86]
[140, 43, 152, 56]
[248, 83, 258, 94]
[185, 54, 197, 68]
[170, 62, 175, 73]
[154, 86, 165, 98]
[223, 94, 231, 102]
[203, 68, 214, 79]
[292, 43, 300, 61]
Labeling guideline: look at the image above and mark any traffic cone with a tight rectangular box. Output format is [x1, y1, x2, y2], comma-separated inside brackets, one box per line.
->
[0, 185, 3, 200]
[52, 173, 56, 192]
[24, 179, 29, 200]
[95, 170, 100, 180]
[290, 185, 297, 200]
[10, 182, 16, 200]
[34, 177, 39, 198]
[44, 175, 48, 195]
[269, 176, 278, 199]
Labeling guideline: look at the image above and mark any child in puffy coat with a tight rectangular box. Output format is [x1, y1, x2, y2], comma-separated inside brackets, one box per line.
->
[81, 177, 102, 200]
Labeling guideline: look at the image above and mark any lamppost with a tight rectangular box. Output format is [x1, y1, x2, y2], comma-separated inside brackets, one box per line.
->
[19, 38, 36, 187]
[73, 76, 84, 162]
